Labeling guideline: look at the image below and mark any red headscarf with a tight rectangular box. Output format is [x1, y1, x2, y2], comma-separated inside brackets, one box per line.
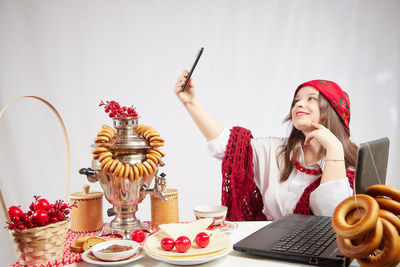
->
[295, 80, 351, 136]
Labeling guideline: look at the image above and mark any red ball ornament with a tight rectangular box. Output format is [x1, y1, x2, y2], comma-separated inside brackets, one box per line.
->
[8, 206, 23, 219]
[32, 209, 49, 226]
[34, 198, 50, 211]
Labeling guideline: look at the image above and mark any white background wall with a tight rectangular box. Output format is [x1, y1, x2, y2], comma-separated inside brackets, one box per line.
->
[0, 0, 399, 265]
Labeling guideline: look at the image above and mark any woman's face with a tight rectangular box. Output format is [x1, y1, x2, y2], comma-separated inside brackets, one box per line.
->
[291, 86, 321, 134]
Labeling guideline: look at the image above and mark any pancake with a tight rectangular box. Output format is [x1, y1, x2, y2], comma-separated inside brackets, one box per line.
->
[158, 218, 213, 241]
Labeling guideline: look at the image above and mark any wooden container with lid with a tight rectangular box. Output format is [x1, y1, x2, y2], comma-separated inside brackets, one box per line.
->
[150, 189, 179, 228]
[70, 185, 103, 232]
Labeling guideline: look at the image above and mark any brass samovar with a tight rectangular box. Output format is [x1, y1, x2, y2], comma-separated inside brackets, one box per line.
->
[79, 117, 166, 239]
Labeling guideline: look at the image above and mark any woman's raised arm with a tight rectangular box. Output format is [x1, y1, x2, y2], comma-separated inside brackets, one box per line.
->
[173, 70, 223, 141]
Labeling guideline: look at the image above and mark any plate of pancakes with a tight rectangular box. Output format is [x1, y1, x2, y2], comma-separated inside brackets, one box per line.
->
[144, 219, 232, 265]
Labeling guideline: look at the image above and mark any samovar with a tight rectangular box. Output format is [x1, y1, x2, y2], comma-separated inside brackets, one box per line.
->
[79, 117, 167, 239]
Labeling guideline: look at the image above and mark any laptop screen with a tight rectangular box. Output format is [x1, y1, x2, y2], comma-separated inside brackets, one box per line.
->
[354, 137, 389, 194]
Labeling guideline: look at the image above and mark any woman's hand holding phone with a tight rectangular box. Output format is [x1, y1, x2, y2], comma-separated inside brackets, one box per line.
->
[172, 47, 223, 141]
[174, 70, 196, 105]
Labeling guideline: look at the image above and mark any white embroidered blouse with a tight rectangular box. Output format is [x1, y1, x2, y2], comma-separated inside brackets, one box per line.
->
[207, 128, 353, 221]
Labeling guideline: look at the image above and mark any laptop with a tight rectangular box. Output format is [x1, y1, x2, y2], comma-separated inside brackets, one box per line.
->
[233, 137, 390, 266]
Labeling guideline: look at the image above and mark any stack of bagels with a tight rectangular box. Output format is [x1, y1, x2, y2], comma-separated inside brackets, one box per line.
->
[332, 184, 400, 267]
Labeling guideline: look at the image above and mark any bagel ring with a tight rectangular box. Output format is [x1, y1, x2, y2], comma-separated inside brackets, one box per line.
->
[378, 209, 400, 233]
[135, 162, 144, 177]
[103, 158, 115, 173]
[99, 152, 113, 162]
[336, 217, 383, 258]
[356, 218, 400, 267]
[123, 163, 130, 178]
[141, 162, 149, 178]
[100, 157, 113, 169]
[366, 184, 400, 202]
[128, 166, 134, 181]
[146, 154, 159, 164]
[92, 147, 108, 154]
[375, 197, 400, 215]
[108, 159, 119, 173]
[132, 165, 139, 181]
[152, 147, 165, 157]
[112, 161, 122, 176]
[95, 142, 112, 148]
[142, 161, 154, 176]
[332, 194, 380, 239]
[117, 164, 125, 178]
[145, 159, 157, 173]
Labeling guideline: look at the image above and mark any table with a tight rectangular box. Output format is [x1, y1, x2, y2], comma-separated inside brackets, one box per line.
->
[70, 221, 361, 267]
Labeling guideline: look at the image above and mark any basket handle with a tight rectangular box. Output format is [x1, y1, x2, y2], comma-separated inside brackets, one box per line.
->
[0, 96, 71, 223]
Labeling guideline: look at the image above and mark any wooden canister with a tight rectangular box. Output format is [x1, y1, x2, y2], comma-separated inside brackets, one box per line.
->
[151, 189, 179, 227]
[70, 185, 103, 232]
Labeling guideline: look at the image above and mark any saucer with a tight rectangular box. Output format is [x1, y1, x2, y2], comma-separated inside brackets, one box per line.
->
[210, 221, 238, 234]
[81, 249, 144, 266]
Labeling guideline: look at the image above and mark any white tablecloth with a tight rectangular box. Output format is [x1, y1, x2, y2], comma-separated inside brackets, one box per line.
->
[70, 221, 361, 267]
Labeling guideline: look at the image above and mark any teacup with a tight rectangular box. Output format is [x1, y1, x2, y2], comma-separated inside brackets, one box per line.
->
[193, 205, 227, 228]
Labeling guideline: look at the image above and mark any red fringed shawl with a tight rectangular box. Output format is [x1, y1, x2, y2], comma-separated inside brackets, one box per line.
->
[221, 126, 355, 221]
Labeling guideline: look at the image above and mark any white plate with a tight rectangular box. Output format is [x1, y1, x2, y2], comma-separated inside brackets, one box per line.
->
[81, 248, 144, 266]
[144, 244, 232, 265]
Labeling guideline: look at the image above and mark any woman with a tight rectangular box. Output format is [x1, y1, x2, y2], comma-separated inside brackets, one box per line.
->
[174, 71, 358, 221]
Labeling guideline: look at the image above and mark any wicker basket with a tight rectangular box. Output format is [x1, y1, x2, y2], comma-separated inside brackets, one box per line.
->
[0, 96, 71, 266]
[10, 219, 69, 265]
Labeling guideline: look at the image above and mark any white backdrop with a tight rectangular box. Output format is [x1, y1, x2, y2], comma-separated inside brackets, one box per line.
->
[0, 0, 399, 265]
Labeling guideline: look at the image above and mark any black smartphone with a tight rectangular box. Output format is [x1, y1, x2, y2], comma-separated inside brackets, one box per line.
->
[181, 47, 204, 92]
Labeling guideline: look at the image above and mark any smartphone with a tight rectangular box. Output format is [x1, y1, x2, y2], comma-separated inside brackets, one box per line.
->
[181, 47, 204, 92]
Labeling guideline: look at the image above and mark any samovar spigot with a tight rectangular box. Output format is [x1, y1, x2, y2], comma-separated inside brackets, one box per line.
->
[145, 172, 168, 201]
[79, 167, 99, 183]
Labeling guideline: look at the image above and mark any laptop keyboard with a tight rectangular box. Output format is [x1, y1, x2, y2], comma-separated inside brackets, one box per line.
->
[271, 216, 336, 256]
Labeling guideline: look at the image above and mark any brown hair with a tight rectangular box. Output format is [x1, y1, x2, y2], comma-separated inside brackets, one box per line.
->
[277, 93, 358, 182]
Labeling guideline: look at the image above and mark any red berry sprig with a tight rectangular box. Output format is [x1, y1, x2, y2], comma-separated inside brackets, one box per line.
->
[99, 100, 138, 118]
[5, 196, 76, 231]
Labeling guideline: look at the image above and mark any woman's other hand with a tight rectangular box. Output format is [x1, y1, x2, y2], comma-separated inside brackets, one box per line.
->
[304, 123, 343, 154]
[174, 70, 196, 105]
[305, 122, 346, 183]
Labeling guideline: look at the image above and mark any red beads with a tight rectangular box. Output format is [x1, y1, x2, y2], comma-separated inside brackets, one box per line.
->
[293, 160, 322, 176]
